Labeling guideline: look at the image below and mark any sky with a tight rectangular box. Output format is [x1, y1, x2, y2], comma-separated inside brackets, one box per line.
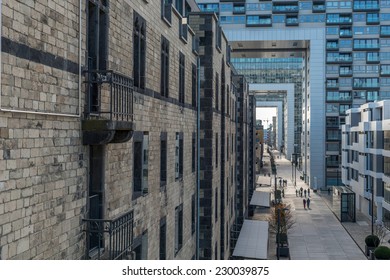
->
[256, 107, 277, 128]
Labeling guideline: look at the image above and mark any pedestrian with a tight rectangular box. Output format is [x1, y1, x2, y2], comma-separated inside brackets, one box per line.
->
[303, 198, 306, 209]
[307, 197, 311, 209]
[279, 179, 282, 187]
[296, 189, 298, 197]
[282, 189, 285, 198]
[307, 188, 310, 197]
[304, 189, 307, 197]
[327, 188, 331, 195]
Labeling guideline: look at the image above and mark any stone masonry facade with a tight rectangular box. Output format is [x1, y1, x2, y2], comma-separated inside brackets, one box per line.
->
[0, 0, 252, 260]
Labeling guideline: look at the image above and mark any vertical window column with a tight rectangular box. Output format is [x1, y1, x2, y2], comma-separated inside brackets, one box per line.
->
[175, 132, 183, 180]
[133, 12, 146, 89]
[179, 52, 185, 104]
[161, 36, 170, 97]
[175, 204, 183, 254]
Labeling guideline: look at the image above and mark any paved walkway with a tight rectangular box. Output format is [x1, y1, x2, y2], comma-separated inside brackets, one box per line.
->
[254, 150, 368, 260]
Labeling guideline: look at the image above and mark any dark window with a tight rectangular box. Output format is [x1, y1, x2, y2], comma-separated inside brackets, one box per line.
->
[175, 132, 183, 180]
[87, 0, 108, 112]
[215, 73, 219, 110]
[133, 132, 149, 198]
[88, 145, 105, 250]
[175, 0, 184, 16]
[192, 63, 197, 107]
[161, 36, 170, 97]
[216, 133, 218, 167]
[87, 0, 108, 71]
[175, 204, 183, 254]
[192, 133, 196, 172]
[160, 132, 167, 188]
[216, 25, 222, 50]
[162, 0, 173, 24]
[215, 188, 218, 222]
[227, 133, 229, 161]
[191, 194, 196, 234]
[133, 12, 146, 89]
[159, 218, 167, 260]
[179, 52, 185, 104]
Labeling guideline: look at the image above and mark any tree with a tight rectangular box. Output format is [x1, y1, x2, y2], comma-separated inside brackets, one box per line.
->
[267, 203, 295, 234]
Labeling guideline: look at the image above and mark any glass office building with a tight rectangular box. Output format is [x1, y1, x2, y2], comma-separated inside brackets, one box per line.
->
[196, 0, 390, 189]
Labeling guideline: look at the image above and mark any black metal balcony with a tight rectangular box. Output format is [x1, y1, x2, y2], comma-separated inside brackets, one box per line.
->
[82, 70, 135, 145]
[83, 210, 134, 260]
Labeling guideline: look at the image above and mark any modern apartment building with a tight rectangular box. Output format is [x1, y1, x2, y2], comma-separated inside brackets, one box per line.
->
[196, 0, 390, 190]
[341, 100, 390, 229]
[0, 0, 254, 260]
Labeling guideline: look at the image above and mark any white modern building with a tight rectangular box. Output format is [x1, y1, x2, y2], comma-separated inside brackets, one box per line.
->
[341, 100, 390, 228]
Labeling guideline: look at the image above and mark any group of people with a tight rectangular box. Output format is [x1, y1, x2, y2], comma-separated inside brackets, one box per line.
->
[295, 187, 312, 209]
[303, 197, 311, 209]
[295, 187, 310, 198]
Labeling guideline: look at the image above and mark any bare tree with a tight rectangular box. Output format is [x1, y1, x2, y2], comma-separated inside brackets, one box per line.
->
[374, 223, 389, 245]
[267, 203, 295, 234]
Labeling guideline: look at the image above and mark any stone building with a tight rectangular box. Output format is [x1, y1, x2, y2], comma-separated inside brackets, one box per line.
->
[0, 0, 253, 260]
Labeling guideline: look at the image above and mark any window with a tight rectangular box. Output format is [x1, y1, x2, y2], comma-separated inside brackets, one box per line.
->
[353, 0, 379, 11]
[367, 52, 380, 62]
[175, 132, 183, 180]
[160, 132, 167, 188]
[215, 188, 218, 222]
[161, 36, 169, 97]
[340, 27, 352, 37]
[233, 3, 245, 14]
[134, 132, 149, 198]
[179, 52, 185, 104]
[381, 65, 390, 75]
[87, 0, 109, 112]
[159, 218, 166, 260]
[386, 157, 390, 176]
[133, 12, 146, 89]
[381, 25, 390, 36]
[353, 77, 379, 88]
[192, 132, 196, 173]
[367, 13, 379, 24]
[87, 0, 108, 71]
[216, 133, 218, 168]
[216, 25, 222, 51]
[174, 0, 183, 16]
[326, 13, 352, 24]
[191, 194, 196, 234]
[215, 73, 219, 110]
[326, 40, 339, 50]
[353, 39, 379, 49]
[162, 0, 173, 24]
[175, 204, 183, 254]
[192, 64, 197, 108]
[340, 104, 351, 114]
[385, 131, 390, 151]
[246, 15, 272, 26]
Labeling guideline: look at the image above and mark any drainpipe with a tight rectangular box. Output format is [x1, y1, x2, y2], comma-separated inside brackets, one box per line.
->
[196, 56, 200, 260]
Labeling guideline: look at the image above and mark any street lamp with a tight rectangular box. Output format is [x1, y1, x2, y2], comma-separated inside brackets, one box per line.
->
[274, 175, 282, 204]
[277, 207, 289, 260]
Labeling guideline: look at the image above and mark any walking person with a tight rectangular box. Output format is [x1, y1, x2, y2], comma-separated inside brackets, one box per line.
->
[282, 189, 285, 198]
[307, 188, 310, 197]
[304, 189, 307, 197]
[307, 197, 311, 209]
[303, 198, 306, 209]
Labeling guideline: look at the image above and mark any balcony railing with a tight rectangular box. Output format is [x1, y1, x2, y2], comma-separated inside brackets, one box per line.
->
[83, 210, 134, 260]
[84, 70, 134, 122]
